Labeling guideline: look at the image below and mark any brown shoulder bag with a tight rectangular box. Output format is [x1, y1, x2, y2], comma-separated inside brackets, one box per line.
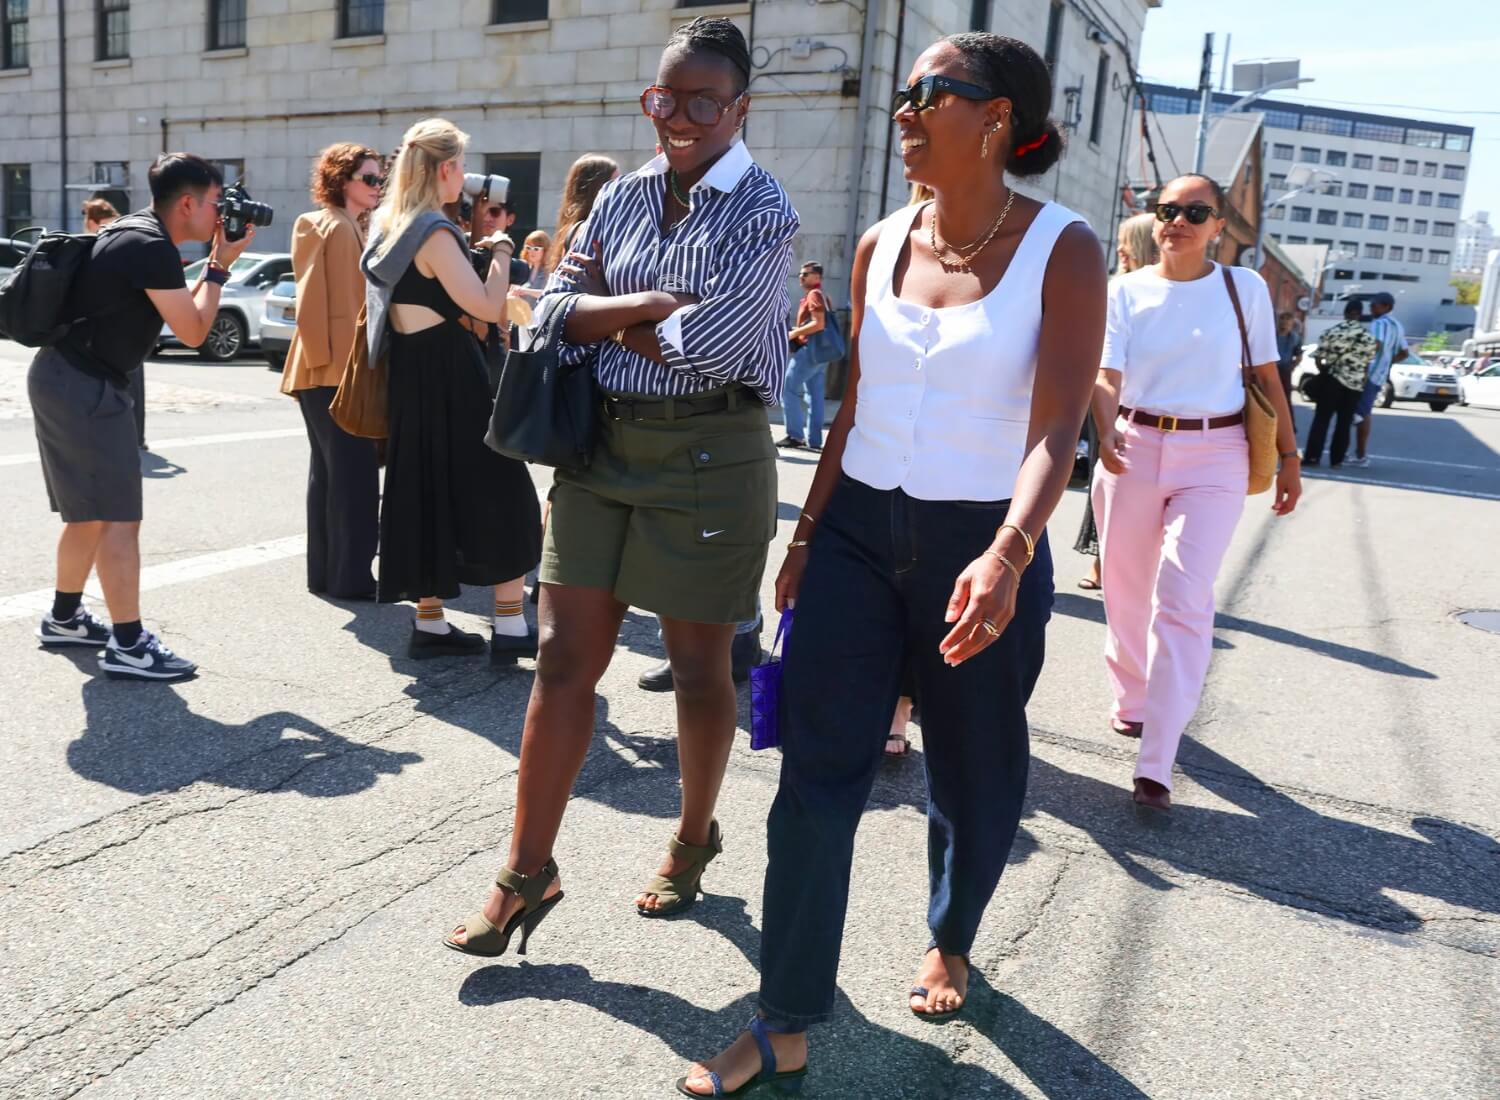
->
[1222, 266, 1277, 495]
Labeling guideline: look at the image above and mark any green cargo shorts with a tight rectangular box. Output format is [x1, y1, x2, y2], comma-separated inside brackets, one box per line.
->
[541, 389, 777, 625]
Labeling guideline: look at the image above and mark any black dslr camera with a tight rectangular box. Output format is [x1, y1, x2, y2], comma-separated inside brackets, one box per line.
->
[218, 181, 273, 242]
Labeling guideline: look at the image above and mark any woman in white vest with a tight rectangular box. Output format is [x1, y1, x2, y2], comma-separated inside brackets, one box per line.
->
[679, 33, 1105, 1096]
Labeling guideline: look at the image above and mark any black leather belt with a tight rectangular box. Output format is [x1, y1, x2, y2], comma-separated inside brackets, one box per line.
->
[602, 386, 750, 422]
[1119, 406, 1245, 432]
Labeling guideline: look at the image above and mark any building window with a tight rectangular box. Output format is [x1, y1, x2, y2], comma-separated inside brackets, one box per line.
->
[1043, 1, 1064, 73]
[1444, 133, 1470, 152]
[1418, 191, 1433, 206]
[1437, 193, 1460, 209]
[1267, 205, 1285, 221]
[1394, 217, 1408, 232]
[1369, 215, 1389, 231]
[1271, 143, 1294, 161]
[1316, 209, 1337, 225]
[1377, 156, 1398, 172]
[1408, 248, 1422, 263]
[1264, 107, 1301, 130]
[1313, 238, 1333, 247]
[1323, 181, 1342, 197]
[1398, 188, 1413, 204]
[338, 0, 383, 37]
[1285, 235, 1308, 244]
[1442, 164, 1465, 181]
[1332, 268, 1354, 280]
[2, 0, 28, 69]
[1356, 121, 1405, 144]
[1268, 173, 1287, 190]
[1414, 219, 1428, 234]
[1353, 153, 1373, 170]
[484, 152, 540, 245]
[1374, 186, 1394, 202]
[1343, 212, 1363, 228]
[1088, 52, 1109, 145]
[1298, 146, 1320, 164]
[1429, 250, 1450, 264]
[1299, 114, 1349, 136]
[1290, 206, 1311, 223]
[208, 0, 246, 49]
[2, 163, 30, 236]
[493, 0, 548, 21]
[97, 0, 129, 60]
[1402, 159, 1417, 175]
[1150, 92, 1193, 114]
[1405, 128, 1443, 148]
[1389, 246, 1403, 261]
[1338, 240, 1358, 254]
[1325, 150, 1347, 167]
[1347, 183, 1368, 199]
[1434, 221, 1456, 237]
[1422, 161, 1437, 177]
[1364, 244, 1383, 259]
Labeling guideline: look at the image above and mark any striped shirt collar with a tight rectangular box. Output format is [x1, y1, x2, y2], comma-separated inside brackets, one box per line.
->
[638, 140, 754, 195]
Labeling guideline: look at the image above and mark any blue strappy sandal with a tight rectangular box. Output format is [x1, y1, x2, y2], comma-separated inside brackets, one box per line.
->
[674, 1016, 807, 1096]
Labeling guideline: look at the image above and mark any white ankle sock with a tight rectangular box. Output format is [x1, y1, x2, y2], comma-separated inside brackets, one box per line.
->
[415, 606, 450, 634]
[493, 598, 528, 636]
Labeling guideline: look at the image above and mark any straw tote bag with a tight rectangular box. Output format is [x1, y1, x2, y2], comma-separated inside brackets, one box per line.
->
[1221, 267, 1277, 495]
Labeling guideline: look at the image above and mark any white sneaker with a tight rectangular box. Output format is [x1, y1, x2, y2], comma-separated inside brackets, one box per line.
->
[1345, 455, 1370, 469]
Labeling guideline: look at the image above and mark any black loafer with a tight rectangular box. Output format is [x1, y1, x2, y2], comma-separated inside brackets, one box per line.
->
[491, 629, 540, 665]
[407, 625, 487, 659]
[638, 658, 674, 692]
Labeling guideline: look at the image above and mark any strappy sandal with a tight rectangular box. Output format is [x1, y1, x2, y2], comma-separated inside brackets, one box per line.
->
[909, 948, 970, 1023]
[442, 857, 564, 957]
[674, 1016, 807, 1097]
[637, 820, 721, 918]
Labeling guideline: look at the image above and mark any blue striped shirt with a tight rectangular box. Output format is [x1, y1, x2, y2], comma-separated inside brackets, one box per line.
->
[1367, 313, 1408, 388]
[540, 141, 799, 405]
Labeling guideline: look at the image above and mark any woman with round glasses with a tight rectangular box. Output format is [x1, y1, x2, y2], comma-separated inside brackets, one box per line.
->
[280, 143, 384, 600]
[443, 18, 798, 958]
[1091, 173, 1301, 811]
[681, 33, 1105, 1095]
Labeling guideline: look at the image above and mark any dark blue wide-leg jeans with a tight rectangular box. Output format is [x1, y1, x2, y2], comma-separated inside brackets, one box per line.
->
[758, 474, 1052, 1031]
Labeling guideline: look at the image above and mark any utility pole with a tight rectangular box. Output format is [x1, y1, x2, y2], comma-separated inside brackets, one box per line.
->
[1192, 32, 1215, 174]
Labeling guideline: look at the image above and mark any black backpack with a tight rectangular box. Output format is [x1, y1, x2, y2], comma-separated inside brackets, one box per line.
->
[0, 227, 96, 347]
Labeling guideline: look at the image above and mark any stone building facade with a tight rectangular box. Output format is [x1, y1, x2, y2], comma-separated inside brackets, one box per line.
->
[1, 0, 1159, 306]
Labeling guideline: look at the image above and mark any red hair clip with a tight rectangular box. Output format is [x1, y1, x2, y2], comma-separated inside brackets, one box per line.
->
[1015, 132, 1049, 156]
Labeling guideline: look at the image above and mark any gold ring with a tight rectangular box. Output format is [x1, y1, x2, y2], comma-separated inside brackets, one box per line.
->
[981, 619, 1000, 638]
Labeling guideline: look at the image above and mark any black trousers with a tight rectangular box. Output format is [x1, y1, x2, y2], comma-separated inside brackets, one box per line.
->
[1304, 381, 1361, 466]
[297, 385, 379, 597]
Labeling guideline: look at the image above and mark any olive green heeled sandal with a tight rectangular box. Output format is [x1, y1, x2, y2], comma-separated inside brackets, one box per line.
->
[637, 820, 722, 918]
[443, 857, 563, 957]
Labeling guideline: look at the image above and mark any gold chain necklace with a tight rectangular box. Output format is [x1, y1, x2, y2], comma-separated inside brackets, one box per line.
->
[930, 191, 1016, 273]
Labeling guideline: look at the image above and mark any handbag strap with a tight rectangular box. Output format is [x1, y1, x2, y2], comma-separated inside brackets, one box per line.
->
[769, 608, 794, 658]
[1220, 265, 1254, 391]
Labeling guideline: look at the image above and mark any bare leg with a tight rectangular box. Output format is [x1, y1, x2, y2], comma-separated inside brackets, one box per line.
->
[56, 521, 105, 594]
[495, 577, 526, 604]
[93, 522, 142, 624]
[449, 583, 626, 943]
[1356, 414, 1372, 459]
[636, 617, 737, 911]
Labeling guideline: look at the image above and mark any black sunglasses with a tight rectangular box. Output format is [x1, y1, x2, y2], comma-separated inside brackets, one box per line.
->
[641, 85, 744, 127]
[355, 173, 385, 188]
[892, 74, 995, 115]
[1153, 202, 1218, 225]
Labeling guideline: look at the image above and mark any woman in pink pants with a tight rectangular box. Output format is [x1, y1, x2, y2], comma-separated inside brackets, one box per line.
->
[1091, 173, 1302, 810]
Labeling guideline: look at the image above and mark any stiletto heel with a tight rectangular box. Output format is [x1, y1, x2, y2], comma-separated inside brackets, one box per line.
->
[443, 858, 563, 957]
[515, 893, 563, 956]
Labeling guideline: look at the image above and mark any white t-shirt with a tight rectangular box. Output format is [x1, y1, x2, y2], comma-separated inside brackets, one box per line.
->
[1101, 263, 1279, 418]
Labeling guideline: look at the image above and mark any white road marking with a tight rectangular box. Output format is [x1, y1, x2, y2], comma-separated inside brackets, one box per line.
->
[0, 535, 307, 624]
[1364, 454, 1500, 473]
[0, 428, 305, 468]
[1306, 472, 1500, 501]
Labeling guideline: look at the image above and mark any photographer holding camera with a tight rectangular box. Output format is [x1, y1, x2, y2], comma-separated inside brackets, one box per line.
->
[29, 153, 259, 680]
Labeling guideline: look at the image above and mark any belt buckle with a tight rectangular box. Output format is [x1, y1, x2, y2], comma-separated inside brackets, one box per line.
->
[1160, 414, 1179, 433]
[606, 396, 631, 421]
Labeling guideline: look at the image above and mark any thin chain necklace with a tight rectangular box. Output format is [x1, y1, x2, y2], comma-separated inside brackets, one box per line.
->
[930, 191, 1016, 273]
[668, 170, 692, 208]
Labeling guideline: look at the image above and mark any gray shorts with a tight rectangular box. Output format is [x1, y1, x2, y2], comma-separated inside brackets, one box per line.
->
[28, 347, 143, 523]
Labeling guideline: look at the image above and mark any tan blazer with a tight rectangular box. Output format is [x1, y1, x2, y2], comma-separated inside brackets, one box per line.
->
[280, 205, 366, 394]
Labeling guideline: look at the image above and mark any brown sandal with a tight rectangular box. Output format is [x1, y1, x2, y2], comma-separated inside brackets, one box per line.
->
[443, 858, 564, 957]
[637, 821, 722, 918]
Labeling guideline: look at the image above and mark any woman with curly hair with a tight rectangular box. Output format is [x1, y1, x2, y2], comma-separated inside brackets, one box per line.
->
[280, 142, 384, 600]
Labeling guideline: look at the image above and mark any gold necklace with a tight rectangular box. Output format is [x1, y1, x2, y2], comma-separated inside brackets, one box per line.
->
[930, 192, 1016, 273]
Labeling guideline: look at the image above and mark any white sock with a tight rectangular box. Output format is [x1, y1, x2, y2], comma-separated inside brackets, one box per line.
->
[493, 598, 528, 636]
[415, 606, 450, 634]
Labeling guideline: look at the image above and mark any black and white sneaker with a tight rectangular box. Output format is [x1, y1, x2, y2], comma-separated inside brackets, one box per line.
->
[37, 608, 112, 648]
[98, 632, 198, 681]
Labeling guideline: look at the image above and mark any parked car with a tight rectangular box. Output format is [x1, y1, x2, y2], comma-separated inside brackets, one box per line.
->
[0, 236, 31, 284]
[260, 274, 295, 372]
[1458, 361, 1500, 410]
[1380, 353, 1459, 412]
[158, 252, 292, 362]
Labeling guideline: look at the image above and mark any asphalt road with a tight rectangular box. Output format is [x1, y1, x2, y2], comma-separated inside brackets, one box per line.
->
[1, 341, 1497, 1099]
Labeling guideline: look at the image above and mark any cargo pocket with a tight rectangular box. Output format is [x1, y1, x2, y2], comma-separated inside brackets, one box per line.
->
[689, 431, 777, 545]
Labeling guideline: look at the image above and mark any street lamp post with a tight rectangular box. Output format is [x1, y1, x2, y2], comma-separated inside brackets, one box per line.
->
[1250, 164, 1340, 276]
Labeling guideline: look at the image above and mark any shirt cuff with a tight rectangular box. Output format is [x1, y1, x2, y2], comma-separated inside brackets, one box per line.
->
[657, 305, 691, 358]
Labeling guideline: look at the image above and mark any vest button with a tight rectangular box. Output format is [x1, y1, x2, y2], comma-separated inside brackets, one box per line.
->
[699, 452, 711, 463]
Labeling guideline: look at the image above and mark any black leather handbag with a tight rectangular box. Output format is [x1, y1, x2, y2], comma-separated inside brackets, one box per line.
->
[484, 294, 598, 471]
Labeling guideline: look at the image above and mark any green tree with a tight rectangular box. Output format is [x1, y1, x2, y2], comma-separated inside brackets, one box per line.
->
[1419, 330, 1449, 352]
[1451, 277, 1481, 306]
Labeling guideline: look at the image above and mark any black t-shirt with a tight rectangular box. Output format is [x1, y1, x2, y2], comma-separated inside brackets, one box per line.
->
[58, 209, 188, 387]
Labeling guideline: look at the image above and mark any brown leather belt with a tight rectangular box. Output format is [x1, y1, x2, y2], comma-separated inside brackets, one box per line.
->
[1119, 406, 1245, 432]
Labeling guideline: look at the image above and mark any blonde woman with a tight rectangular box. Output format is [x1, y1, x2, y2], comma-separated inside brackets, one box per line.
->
[361, 119, 542, 661]
[1075, 211, 1157, 590]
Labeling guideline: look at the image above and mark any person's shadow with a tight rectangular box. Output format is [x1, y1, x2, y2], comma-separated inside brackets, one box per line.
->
[70, 671, 420, 797]
[139, 450, 187, 479]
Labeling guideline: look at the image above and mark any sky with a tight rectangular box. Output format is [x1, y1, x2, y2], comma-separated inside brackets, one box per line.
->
[1135, 0, 1499, 224]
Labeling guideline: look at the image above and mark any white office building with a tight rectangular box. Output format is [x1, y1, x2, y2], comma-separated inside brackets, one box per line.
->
[1142, 84, 1473, 340]
[1455, 212, 1494, 276]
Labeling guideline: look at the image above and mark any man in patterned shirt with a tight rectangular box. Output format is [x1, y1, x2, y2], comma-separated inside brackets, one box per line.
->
[1303, 300, 1379, 467]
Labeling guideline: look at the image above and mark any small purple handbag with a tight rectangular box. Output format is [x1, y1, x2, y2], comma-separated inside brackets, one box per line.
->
[749, 609, 793, 750]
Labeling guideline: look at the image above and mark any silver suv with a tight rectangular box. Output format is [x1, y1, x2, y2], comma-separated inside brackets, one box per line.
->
[158, 252, 293, 362]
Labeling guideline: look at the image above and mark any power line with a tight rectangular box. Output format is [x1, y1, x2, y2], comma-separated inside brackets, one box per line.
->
[1292, 96, 1500, 117]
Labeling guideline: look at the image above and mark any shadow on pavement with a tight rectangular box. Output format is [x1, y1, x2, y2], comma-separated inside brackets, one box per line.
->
[139, 450, 188, 479]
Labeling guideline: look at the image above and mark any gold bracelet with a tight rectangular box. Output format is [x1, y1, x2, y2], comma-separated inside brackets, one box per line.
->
[997, 523, 1035, 565]
[801, 511, 817, 525]
[984, 548, 1022, 583]
[787, 539, 811, 551]
[612, 327, 628, 346]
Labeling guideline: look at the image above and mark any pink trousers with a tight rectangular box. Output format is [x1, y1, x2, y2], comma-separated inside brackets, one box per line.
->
[1091, 417, 1248, 789]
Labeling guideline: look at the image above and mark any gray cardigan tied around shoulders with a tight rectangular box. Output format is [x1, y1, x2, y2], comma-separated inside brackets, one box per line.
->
[360, 210, 469, 367]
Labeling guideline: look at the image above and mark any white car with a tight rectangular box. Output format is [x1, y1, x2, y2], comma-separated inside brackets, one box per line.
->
[259, 275, 295, 372]
[1380, 353, 1460, 412]
[1459, 362, 1500, 410]
[158, 252, 292, 362]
